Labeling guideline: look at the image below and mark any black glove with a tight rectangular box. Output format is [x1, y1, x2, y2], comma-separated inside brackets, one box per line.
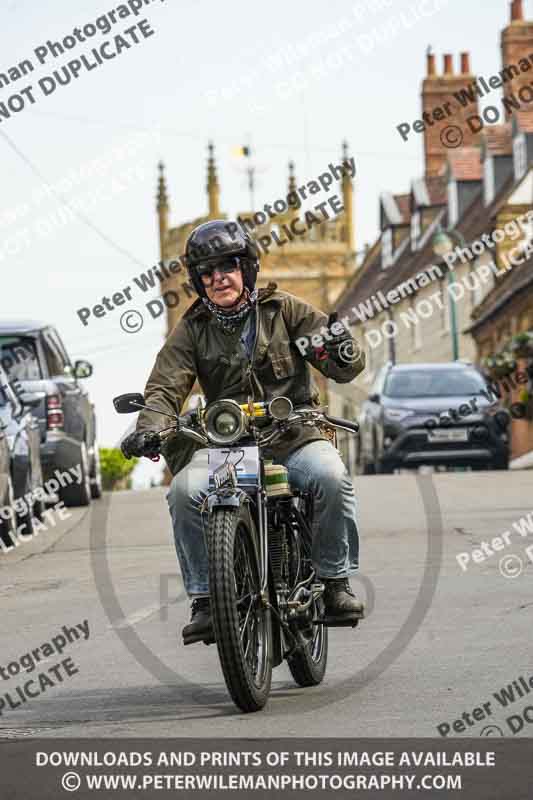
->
[322, 313, 360, 366]
[121, 430, 160, 459]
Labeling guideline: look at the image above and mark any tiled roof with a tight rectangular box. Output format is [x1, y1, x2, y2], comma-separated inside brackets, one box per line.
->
[394, 193, 411, 223]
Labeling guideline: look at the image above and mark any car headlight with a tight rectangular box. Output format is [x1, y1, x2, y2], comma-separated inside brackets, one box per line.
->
[203, 400, 248, 445]
[384, 408, 414, 422]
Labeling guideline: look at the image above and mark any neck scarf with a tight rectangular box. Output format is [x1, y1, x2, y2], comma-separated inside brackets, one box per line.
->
[201, 286, 258, 334]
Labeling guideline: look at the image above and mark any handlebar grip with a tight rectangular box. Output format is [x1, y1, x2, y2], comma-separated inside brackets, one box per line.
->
[323, 413, 359, 433]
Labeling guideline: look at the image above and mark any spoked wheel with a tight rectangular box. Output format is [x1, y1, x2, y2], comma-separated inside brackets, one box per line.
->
[287, 593, 328, 687]
[208, 504, 272, 712]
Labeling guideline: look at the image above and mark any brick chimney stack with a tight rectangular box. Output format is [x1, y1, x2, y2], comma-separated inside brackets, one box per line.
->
[501, 0, 533, 118]
[422, 51, 482, 177]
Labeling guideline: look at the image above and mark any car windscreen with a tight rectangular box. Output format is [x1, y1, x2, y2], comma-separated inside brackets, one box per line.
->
[384, 369, 487, 398]
[0, 336, 42, 380]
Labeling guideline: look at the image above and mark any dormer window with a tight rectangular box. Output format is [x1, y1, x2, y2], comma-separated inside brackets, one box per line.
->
[484, 156, 495, 206]
[381, 228, 393, 268]
[410, 211, 421, 250]
[513, 132, 527, 181]
[447, 180, 459, 227]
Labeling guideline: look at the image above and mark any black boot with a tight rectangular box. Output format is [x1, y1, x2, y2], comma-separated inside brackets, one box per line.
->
[182, 597, 214, 645]
[322, 577, 365, 627]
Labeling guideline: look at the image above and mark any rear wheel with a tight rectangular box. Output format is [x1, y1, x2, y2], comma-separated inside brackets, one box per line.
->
[208, 504, 272, 712]
[0, 476, 16, 551]
[90, 445, 103, 499]
[59, 442, 91, 507]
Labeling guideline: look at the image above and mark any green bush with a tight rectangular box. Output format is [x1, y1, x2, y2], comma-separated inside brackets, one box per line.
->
[99, 448, 138, 491]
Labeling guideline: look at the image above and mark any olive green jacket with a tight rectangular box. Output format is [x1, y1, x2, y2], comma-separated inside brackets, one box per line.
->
[136, 283, 365, 475]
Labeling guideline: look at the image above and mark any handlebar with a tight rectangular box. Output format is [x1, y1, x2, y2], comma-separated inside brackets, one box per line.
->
[323, 413, 359, 433]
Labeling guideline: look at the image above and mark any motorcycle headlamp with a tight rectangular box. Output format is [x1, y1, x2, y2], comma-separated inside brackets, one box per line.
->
[203, 399, 248, 445]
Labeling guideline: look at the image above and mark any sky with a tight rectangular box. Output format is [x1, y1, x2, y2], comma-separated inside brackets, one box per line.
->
[0, 0, 518, 486]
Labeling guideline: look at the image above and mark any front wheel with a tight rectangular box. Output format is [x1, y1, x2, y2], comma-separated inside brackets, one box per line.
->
[287, 595, 328, 687]
[208, 504, 272, 713]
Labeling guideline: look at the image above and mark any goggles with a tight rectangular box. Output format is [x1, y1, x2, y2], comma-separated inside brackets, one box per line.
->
[195, 256, 242, 281]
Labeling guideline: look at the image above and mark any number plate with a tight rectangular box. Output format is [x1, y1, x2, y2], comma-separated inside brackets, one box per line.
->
[427, 429, 468, 443]
[208, 445, 260, 486]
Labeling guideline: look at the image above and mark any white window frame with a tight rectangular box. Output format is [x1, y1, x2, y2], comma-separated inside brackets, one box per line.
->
[381, 227, 393, 269]
[411, 211, 421, 251]
[484, 156, 495, 206]
[513, 133, 527, 181]
[447, 180, 459, 228]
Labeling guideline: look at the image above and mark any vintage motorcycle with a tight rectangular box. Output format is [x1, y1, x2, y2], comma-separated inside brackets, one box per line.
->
[114, 392, 359, 713]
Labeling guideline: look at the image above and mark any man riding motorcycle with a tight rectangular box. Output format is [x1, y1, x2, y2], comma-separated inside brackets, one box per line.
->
[121, 219, 366, 645]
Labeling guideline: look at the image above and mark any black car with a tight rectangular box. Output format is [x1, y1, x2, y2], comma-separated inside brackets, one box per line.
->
[0, 320, 101, 506]
[357, 362, 510, 474]
[0, 366, 44, 546]
[0, 409, 15, 552]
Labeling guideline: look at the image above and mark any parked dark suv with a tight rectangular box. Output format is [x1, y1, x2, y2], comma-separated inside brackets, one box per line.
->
[0, 320, 101, 505]
[357, 362, 510, 473]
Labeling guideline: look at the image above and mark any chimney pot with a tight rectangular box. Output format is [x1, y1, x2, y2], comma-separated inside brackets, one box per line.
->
[443, 53, 453, 75]
[511, 0, 524, 21]
[427, 51, 436, 76]
[460, 52, 470, 74]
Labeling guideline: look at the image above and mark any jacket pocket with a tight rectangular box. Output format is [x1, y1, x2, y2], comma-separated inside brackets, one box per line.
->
[271, 353, 296, 380]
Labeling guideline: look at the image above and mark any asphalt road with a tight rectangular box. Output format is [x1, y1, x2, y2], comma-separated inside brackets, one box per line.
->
[1, 470, 532, 739]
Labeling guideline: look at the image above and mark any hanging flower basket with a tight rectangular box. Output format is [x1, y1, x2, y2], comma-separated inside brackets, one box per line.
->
[481, 353, 517, 380]
[509, 331, 533, 360]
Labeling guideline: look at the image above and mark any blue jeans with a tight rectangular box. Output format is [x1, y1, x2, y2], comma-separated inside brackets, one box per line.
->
[166, 440, 360, 597]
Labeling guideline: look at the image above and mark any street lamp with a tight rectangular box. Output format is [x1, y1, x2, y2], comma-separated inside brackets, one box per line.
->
[431, 226, 465, 361]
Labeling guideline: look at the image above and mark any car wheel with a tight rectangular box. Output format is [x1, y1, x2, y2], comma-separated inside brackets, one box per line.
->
[491, 456, 509, 471]
[0, 476, 16, 551]
[16, 469, 34, 539]
[90, 445, 103, 499]
[59, 442, 92, 507]
[376, 461, 394, 475]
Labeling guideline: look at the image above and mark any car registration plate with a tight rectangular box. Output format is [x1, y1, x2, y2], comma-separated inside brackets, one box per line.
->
[208, 445, 260, 486]
[427, 429, 468, 443]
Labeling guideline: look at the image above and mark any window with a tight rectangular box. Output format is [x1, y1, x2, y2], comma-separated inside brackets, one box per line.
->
[513, 133, 527, 181]
[0, 337, 41, 380]
[447, 180, 459, 227]
[381, 228, 393, 268]
[484, 156, 495, 206]
[42, 330, 66, 377]
[384, 367, 486, 398]
[410, 211, 421, 250]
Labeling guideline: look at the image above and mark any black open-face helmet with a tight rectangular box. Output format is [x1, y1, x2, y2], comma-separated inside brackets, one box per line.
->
[185, 219, 260, 298]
